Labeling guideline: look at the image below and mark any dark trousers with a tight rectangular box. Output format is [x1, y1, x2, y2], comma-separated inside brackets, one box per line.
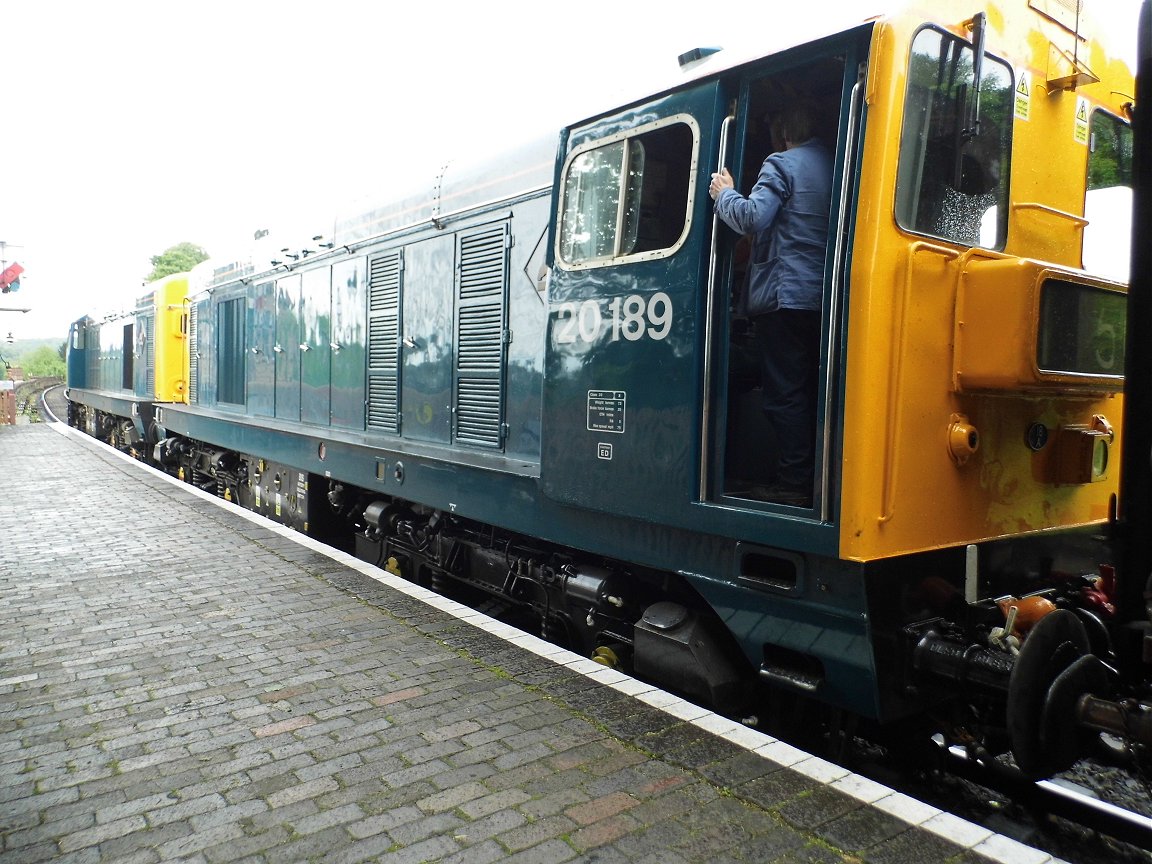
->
[754, 308, 821, 490]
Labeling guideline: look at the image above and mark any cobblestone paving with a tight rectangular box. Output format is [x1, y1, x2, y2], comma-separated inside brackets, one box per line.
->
[0, 426, 982, 863]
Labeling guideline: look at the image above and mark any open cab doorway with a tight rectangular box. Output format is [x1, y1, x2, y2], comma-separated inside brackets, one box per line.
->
[702, 36, 867, 521]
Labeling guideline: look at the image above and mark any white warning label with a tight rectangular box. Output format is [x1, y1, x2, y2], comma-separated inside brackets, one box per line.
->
[587, 390, 626, 433]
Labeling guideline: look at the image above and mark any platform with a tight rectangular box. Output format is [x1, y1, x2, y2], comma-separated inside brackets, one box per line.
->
[0, 423, 1063, 863]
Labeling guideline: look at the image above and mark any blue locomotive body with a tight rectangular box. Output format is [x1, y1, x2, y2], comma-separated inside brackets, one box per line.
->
[144, 113, 877, 715]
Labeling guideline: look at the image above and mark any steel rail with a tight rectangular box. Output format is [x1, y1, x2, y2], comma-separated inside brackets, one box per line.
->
[940, 743, 1152, 852]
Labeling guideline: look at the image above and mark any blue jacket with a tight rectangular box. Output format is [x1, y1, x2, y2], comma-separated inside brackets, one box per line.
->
[714, 138, 833, 315]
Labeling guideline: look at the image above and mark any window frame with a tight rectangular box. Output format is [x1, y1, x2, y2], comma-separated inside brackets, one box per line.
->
[555, 113, 701, 271]
[894, 24, 1014, 250]
[1087, 108, 1134, 193]
[1082, 108, 1134, 282]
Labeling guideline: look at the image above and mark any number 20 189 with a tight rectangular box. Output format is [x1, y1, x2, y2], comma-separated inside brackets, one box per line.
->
[555, 292, 672, 344]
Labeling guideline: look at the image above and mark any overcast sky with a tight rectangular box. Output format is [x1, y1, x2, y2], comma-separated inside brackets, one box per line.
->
[2, 1, 1144, 341]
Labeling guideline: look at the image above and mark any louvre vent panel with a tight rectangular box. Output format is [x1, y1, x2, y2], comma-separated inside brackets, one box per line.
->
[369, 254, 401, 312]
[457, 304, 502, 370]
[368, 318, 398, 368]
[371, 285, 399, 314]
[367, 250, 402, 433]
[367, 376, 398, 432]
[188, 306, 199, 402]
[455, 378, 502, 446]
[145, 316, 155, 395]
[458, 231, 506, 298]
[454, 225, 508, 449]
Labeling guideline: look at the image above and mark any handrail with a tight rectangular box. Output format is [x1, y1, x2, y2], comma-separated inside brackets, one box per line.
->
[699, 114, 736, 502]
[820, 76, 864, 524]
[1012, 201, 1090, 229]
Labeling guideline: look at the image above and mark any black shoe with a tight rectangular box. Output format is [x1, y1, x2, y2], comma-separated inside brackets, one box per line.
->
[752, 483, 812, 508]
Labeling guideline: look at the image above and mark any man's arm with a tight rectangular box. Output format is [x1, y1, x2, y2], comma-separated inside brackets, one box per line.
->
[711, 157, 790, 235]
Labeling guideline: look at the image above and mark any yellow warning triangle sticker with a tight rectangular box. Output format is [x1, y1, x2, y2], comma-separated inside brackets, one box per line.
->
[1014, 68, 1032, 121]
[1074, 96, 1090, 145]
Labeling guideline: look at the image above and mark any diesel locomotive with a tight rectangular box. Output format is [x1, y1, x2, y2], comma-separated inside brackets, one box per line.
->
[67, 0, 1151, 782]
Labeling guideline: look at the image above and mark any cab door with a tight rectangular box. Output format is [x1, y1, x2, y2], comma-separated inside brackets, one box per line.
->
[541, 81, 725, 521]
[542, 31, 867, 528]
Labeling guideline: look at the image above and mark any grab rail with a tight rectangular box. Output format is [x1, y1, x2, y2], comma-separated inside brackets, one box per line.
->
[699, 113, 736, 502]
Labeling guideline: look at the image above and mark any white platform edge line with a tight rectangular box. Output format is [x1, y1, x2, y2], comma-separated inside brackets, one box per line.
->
[47, 422, 1065, 864]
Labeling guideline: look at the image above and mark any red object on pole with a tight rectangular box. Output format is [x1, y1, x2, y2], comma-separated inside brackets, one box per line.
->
[1, 262, 24, 292]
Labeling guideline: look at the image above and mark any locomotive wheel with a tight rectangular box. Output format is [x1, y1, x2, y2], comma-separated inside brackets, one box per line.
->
[1007, 609, 1090, 778]
[1039, 653, 1110, 775]
[1070, 606, 1113, 660]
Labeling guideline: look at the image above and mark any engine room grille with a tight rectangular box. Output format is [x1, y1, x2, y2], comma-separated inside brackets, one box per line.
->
[144, 314, 155, 396]
[454, 224, 508, 448]
[188, 304, 199, 403]
[87, 338, 100, 391]
[367, 250, 402, 432]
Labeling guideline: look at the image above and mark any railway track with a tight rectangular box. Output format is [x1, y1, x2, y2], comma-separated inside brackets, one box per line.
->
[935, 744, 1151, 855]
[9, 376, 64, 423]
[38, 382, 65, 423]
[841, 732, 1152, 863]
[741, 688, 1152, 861]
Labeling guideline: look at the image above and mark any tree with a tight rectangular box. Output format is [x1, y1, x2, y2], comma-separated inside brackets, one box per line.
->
[21, 345, 66, 378]
[146, 242, 209, 282]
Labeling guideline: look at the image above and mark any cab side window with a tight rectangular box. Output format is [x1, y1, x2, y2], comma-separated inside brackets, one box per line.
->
[558, 118, 697, 268]
[895, 27, 1013, 248]
[1083, 110, 1133, 282]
